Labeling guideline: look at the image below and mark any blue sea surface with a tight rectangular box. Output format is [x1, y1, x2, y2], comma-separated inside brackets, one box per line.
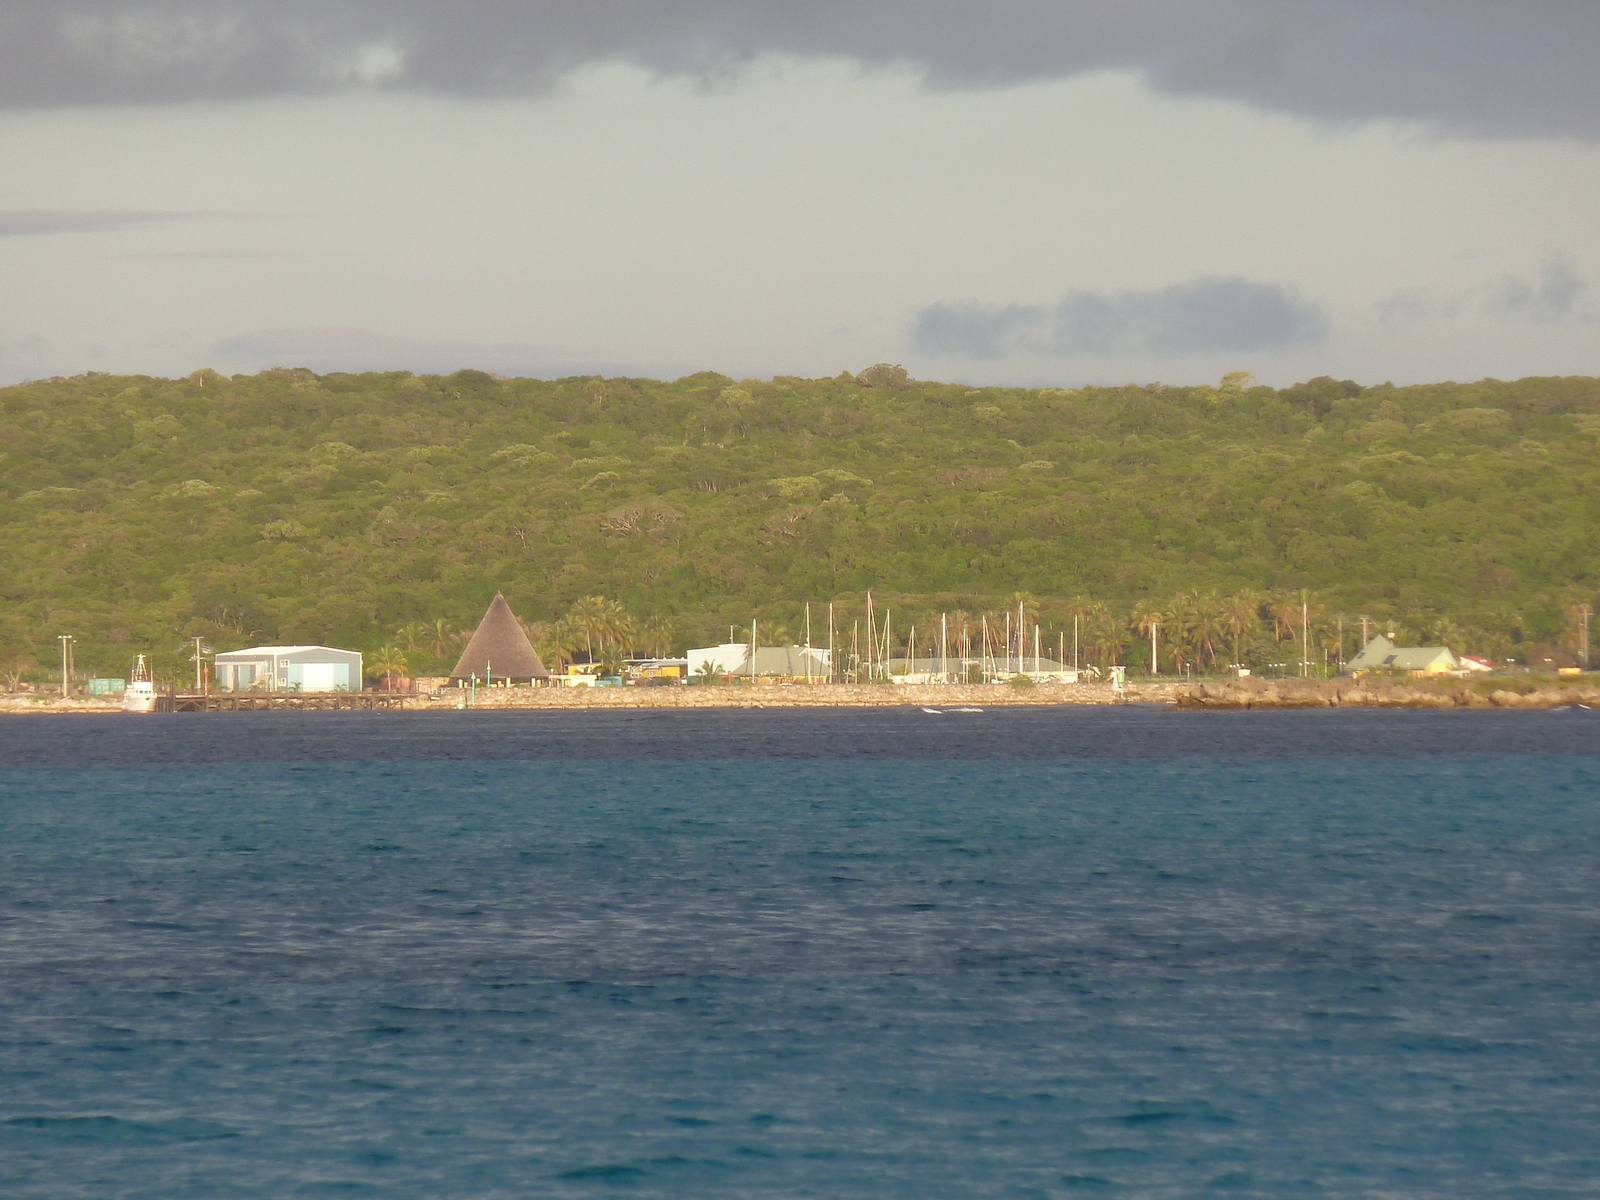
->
[1, 707, 1598, 1197]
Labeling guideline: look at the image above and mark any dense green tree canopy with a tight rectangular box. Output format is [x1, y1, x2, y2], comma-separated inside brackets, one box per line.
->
[2, 365, 1596, 681]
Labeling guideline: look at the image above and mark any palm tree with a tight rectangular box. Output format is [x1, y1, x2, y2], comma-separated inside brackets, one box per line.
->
[1088, 609, 1126, 668]
[1164, 593, 1197, 673]
[1268, 593, 1301, 642]
[566, 595, 610, 663]
[370, 644, 408, 691]
[528, 619, 579, 671]
[395, 621, 429, 653]
[425, 619, 456, 658]
[755, 620, 792, 646]
[1189, 593, 1226, 670]
[1426, 615, 1463, 648]
[599, 598, 636, 657]
[1007, 592, 1041, 631]
[640, 615, 675, 658]
[1128, 599, 1163, 673]
[1223, 591, 1262, 669]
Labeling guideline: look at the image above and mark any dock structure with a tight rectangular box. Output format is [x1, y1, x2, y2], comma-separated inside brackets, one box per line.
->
[159, 691, 416, 712]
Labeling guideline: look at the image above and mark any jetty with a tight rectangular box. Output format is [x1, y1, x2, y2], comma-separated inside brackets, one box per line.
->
[158, 691, 417, 712]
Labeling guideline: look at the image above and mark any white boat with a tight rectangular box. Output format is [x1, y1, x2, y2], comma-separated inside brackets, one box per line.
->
[121, 654, 158, 713]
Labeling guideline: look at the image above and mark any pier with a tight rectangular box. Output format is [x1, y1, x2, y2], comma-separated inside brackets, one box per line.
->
[158, 691, 418, 713]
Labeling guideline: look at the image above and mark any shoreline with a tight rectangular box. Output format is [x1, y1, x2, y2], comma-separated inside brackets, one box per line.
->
[6, 676, 1596, 713]
[0, 681, 1179, 714]
[1172, 676, 1600, 710]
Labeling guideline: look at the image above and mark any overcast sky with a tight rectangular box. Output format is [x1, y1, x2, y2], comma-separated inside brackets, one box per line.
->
[2, 1, 1598, 387]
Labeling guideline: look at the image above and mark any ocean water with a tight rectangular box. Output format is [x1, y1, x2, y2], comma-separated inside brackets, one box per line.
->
[1, 707, 1598, 1198]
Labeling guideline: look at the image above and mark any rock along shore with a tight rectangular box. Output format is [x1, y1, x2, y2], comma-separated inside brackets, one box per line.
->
[1172, 676, 1600, 711]
[416, 681, 1183, 710]
[0, 682, 1183, 714]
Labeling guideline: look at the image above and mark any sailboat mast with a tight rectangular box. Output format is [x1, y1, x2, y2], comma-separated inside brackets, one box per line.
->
[803, 602, 811, 683]
[866, 591, 875, 685]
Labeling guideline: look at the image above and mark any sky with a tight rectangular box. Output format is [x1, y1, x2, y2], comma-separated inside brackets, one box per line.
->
[1, 1, 1598, 388]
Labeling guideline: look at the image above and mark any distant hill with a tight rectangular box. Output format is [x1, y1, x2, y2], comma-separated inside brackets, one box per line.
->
[2, 366, 1597, 682]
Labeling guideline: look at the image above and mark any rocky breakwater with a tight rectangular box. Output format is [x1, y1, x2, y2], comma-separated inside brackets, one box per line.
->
[1172, 676, 1600, 711]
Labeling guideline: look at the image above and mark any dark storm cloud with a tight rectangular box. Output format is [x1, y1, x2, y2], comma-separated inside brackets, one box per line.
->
[1, 2, 1597, 138]
[912, 279, 1328, 359]
[1485, 255, 1590, 323]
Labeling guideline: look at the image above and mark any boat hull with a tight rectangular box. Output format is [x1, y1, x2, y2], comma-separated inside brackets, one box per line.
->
[121, 685, 158, 713]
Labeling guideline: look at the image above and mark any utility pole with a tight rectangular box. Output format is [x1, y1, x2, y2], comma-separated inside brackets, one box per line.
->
[1073, 613, 1080, 673]
[193, 635, 207, 693]
[1584, 604, 1592, 671]
[58, 634, 73, 699]
[1151, 621, 1159, 676]
[1337, 614, 1344, 672]
[1360, 615, 1370, 647]
[1302, 600, 1310, 678]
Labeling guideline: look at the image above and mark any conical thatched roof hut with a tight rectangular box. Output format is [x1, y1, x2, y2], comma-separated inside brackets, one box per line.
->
[450, 592, 550, 683]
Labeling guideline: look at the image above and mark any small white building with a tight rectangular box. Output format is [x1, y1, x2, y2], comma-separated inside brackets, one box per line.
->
[214, 645, 363, 692]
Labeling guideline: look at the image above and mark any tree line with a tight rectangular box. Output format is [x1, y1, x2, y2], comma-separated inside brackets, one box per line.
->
[2, 365, 1598, 686]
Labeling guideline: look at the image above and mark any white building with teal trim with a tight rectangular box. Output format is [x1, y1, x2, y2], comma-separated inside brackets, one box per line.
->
[214, 645, 363, 692]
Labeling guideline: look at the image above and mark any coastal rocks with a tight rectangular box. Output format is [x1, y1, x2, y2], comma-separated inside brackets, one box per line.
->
[1173, 677, 1600, 711]
[1174, 679, 1333, 709]
[418, 681, 1185, 711]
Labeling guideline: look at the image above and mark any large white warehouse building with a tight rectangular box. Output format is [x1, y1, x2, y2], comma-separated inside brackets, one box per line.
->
[214, 645, 363, 693]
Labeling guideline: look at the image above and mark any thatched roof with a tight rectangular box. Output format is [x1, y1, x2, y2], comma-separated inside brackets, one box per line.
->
[450, 592, 549, 681]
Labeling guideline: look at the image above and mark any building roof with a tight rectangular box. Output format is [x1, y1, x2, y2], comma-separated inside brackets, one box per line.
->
[215, 645, 359, 658]
[688, 644, 830, 677]
[450, 592, 550, 680]
[740, 645, 830, 676]
[1345, 635, 1458, 672]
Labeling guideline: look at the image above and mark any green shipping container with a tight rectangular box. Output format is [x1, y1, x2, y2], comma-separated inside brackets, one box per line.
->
[87, 678, 125, 695]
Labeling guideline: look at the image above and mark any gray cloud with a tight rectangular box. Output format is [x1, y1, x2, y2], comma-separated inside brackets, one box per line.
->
[1485, 254, 1590, 323]
[0, 209, 219, 236]
[912, 278, 1327, 359]
[1, 3, 1598, 138]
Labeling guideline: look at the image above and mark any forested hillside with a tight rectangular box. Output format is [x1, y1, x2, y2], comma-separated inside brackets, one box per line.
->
[2, 365, 1597, 683]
